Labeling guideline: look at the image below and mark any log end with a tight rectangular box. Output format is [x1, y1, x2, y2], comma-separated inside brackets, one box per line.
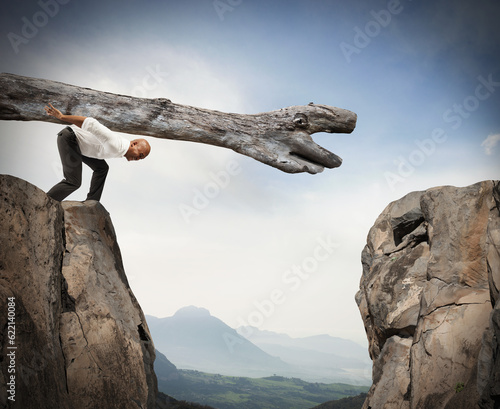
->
[306, 104, 357, 134]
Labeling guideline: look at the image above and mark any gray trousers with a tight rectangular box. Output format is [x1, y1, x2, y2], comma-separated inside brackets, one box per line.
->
[47, 127, 109, 202]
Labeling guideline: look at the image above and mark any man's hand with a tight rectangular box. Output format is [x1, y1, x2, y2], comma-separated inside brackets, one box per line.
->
[44, 103, 86, 128]
[44, 103, 63, 120]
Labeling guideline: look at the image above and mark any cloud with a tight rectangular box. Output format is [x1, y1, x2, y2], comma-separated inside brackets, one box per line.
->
[481, 134, 500, 155]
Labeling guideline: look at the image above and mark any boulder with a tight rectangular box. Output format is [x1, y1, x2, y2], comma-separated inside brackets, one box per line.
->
[0, 175, 157, 408]
[59, 200, 158, 409]
[357, 180, 500, 409]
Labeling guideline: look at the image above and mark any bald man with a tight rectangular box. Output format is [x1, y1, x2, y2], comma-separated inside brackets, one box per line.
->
[45, 103, 151, 202]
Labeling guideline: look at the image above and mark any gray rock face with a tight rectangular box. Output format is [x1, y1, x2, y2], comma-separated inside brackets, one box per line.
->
[0, 175, 157, 408]
[0, 175, 68, 408]
[357, 180, 500, 409]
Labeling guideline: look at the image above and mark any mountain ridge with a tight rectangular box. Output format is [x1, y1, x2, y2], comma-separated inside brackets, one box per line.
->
[146, 307, 371, 385]
[146, 307, 291, 379]
[237, 325, 369, 357]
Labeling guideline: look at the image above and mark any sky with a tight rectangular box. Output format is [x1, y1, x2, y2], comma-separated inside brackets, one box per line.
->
[1, 0, 499, 349]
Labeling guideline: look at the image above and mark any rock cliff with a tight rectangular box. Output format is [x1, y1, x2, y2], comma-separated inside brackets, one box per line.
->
[0, 175, 157, 408]
[4, 174, 500, 409]
[357, 180, 500, 409]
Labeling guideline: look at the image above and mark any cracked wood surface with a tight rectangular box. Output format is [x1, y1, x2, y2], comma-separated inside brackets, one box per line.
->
[0, 73, 357, 174]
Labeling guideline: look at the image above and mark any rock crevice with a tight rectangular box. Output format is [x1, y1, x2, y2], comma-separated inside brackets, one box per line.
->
[357, 180, 500, 409]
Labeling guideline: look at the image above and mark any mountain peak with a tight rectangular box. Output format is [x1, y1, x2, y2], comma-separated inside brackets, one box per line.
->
[173, 305, 211, 318]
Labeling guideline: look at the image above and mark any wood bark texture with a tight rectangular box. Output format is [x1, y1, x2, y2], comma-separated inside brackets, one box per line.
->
[0, 73, 357, 174]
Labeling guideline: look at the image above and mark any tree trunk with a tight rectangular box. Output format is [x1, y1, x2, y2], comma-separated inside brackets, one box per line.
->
[0, 73, 357, 174]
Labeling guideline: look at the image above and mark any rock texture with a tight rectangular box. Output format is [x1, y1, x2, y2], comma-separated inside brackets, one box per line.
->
[0, 73, 357, 174]
[0, 175, 157, 408]
[0, 176, 68, 408]
[357, 180, 500, 409]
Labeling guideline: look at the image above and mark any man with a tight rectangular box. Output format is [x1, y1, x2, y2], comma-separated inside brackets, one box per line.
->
[45, 103, 151, 202]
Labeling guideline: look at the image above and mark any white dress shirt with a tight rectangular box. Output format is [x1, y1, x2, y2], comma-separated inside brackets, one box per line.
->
[70, 118, 129, 159]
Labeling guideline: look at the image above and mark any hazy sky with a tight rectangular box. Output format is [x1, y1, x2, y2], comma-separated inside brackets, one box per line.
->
[1, 0, 499, 347]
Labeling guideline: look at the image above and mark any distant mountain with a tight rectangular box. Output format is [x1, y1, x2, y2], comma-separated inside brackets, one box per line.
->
[237, 326, 372, 385]
[238, 327, 369, 359]
[146, 306, 291, 378]
[154, 349, 179, 381]
[147, 307, 372, 385]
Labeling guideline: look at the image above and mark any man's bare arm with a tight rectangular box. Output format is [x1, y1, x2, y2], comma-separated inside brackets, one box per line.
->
[44, 103, 86, 128]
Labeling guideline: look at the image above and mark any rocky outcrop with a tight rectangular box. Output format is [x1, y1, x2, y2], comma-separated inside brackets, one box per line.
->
[357, 180, 500, 409]
[0, 175, 157, 408]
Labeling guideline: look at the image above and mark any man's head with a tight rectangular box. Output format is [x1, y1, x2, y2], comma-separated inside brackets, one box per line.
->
[125, 139, 151, 161]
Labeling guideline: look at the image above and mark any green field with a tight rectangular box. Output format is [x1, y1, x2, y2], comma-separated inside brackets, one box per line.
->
[158, 370, 369, 409]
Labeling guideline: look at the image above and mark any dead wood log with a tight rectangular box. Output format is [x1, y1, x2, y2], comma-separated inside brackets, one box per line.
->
[0, 73, 357, 174]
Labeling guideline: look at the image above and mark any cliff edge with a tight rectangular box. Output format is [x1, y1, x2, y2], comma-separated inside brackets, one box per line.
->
[357, 180, 500, 409]
[0, 175, 157, 408]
